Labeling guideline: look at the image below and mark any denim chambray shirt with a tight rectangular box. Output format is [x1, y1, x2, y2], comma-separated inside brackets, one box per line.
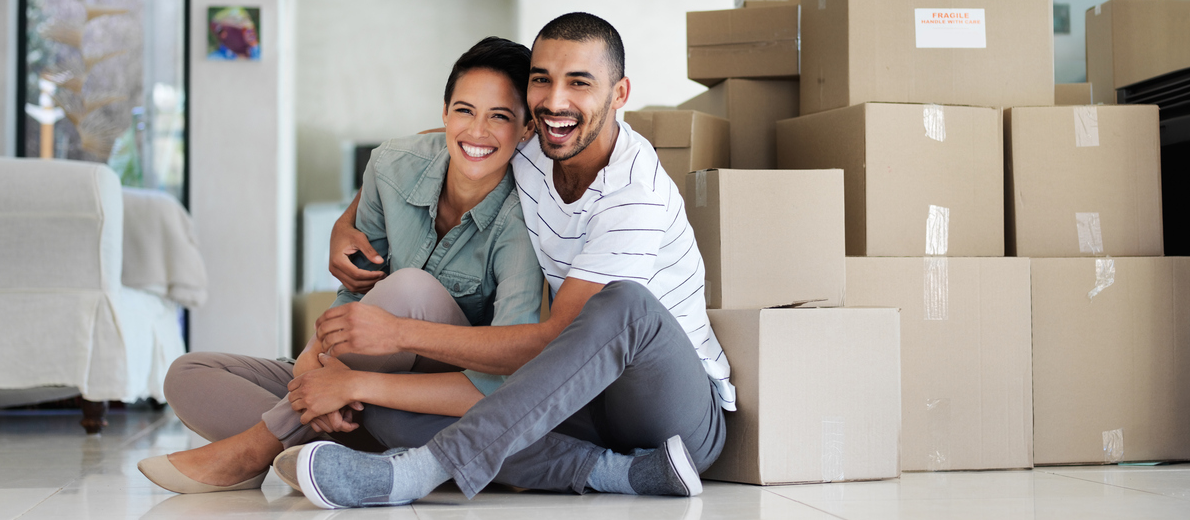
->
[333, 133, 543, 395]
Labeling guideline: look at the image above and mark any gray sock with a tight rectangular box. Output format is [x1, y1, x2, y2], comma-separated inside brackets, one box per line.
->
[304, 443, 450, 508]
[586, 449, 637, 494]
[388, 446, 450, 500]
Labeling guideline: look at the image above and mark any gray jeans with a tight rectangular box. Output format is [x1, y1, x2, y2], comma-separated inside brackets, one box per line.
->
[398, 281, 726, 497]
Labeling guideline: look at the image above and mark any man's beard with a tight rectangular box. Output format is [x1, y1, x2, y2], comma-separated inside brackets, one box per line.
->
[535, 93, 614, 162]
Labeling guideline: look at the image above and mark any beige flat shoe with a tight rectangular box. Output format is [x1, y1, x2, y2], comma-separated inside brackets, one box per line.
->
[137, 455, 268, 493]
[272, 445, 303, 492]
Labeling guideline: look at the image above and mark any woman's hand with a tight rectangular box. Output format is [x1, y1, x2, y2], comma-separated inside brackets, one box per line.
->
[288, 354, 362, 424]
[315, 302, 404, 357]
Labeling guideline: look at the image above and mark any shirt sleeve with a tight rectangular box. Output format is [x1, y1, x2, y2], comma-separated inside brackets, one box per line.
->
[566, 186, 667, 285]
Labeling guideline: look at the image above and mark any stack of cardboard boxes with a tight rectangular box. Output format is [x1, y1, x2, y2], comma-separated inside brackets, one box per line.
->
[1006, 103, 1189, 465]
[641, 0, 1188, 484]
[635, 1, 906, 486]
[777, 0, 1051, 473]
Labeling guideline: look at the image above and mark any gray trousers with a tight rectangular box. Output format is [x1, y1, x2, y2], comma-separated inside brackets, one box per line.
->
[402, 281, 726, 497]
[163, 268, 468, 448]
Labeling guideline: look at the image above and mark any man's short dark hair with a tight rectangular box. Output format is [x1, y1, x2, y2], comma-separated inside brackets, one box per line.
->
[444, 36, 532, 114]
[535, 12, 625, 82]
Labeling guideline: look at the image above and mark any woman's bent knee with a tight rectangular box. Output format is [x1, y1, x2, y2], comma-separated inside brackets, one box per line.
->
[360, 268, 467, 325]
[163, 352, 222, 405]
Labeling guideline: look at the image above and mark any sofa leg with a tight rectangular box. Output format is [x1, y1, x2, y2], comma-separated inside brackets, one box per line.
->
[81, 399, 108, 434]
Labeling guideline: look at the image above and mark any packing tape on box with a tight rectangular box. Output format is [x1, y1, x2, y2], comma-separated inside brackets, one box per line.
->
[1074, 106, 1100, 147]
[1103, 428, 1124, 463]
[819, 0, 826, 9]
[924, 104, 946, 142]
[1076, 212, 1104, 254]
[923, 205, 950, 320]
[821, 417, 845, 482]
[926, 205, 950, 255]
[1095, 4, 1102, 15]
[924, 257, 949, 320]
[695, 169, 708, 208]
[926, 398, 952, 471]
[1088, 257, 1116, 300]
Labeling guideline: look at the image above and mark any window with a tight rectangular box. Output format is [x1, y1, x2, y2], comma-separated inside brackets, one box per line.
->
[18, 0, 187, 203]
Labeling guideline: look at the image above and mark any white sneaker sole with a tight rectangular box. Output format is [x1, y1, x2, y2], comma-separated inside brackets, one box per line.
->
[297, 441, 342, 509]
[665, 435, 703, 497]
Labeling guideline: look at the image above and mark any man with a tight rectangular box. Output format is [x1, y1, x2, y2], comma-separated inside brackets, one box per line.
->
[298, 13, 735, 508]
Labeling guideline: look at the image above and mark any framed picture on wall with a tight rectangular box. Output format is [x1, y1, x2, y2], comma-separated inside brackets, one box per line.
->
[207, 6, 260, 60]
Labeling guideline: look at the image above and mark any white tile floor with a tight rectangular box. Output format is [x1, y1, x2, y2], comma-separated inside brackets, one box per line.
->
[1, 408, 1188, 520]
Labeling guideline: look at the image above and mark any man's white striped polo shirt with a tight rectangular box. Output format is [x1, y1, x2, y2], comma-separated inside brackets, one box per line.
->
[511, 121, 736, 411]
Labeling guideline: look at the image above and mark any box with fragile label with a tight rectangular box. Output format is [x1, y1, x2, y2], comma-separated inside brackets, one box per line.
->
[1005, 105, 1163, 257]
[1086, 0, 1190, 105]
[687, 5, 799, 87]
[686, 169, 845, 309]
[1032, 257, 1190, 465]
[704, 307, 902, 485]
[800, 0, 1054, 116]
[776, 102, 1003, 257]
[846, 257, 1033, 471]
[679, 79, 798, 170]
[623, 110, 729, 202]
[1055, 83, 1094, 106]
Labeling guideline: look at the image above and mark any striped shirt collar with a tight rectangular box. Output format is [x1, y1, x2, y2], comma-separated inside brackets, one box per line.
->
[519, 121, 649, 196]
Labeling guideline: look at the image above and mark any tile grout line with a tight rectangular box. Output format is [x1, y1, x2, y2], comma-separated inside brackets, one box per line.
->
[759, 487, 850, 520]
[1042, 471, 1190, 497]
[12, 487, 66, 520]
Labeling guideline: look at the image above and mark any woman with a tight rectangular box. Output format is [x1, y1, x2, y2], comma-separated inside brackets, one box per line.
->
[138, 36, 543, 493]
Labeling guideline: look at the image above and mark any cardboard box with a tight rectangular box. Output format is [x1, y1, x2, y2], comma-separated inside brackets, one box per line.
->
[1005, 105, 1163, 257]
[776, 102, 1004, 257]
[679, 79, 798, 170]
[704, 307, 902, 484]
[1054, 83, 1094, 106]
[1032, 257, 1190, 465]
[292, 291, 339, 356]
[845, 257, 1033, 471]
[686, 169, 845, 309]
[1086, 0, 1190, 105]
[800, 0, 1054, 116]
[687, 5, 799, 86]
[743, 0, 794, 7]
[624, 110, 730, 201]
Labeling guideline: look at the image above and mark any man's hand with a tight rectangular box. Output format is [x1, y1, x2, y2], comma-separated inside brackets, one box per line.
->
[289, 354, 362, 424]
[315, 302, 402, 357]
[308, 406, 363, 433]
[329, 191, 385, 293]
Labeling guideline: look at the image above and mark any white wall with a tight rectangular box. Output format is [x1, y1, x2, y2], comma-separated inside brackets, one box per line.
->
[189, 0, 295, 359]
[514, 0, 735, 113]
[294, 0, 736, 208]
[1055, 0, 1102, 83]
[295, 0, 516, 208]
[1, 0, 14, 157]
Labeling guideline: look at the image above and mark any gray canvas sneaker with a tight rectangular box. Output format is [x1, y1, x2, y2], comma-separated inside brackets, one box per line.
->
[627, 435, 703, 496]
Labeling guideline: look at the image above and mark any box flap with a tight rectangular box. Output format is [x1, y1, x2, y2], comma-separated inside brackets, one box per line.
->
[688, 6, 798, 47]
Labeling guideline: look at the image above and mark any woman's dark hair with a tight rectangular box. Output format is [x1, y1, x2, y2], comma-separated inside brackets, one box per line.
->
[443, 36, 531, 118]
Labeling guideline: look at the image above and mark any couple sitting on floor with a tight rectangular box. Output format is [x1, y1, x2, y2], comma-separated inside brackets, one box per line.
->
[138, 12, 735, 509]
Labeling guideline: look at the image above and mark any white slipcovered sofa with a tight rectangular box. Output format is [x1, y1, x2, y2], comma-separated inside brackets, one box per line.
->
[0, 158, 206, 433]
